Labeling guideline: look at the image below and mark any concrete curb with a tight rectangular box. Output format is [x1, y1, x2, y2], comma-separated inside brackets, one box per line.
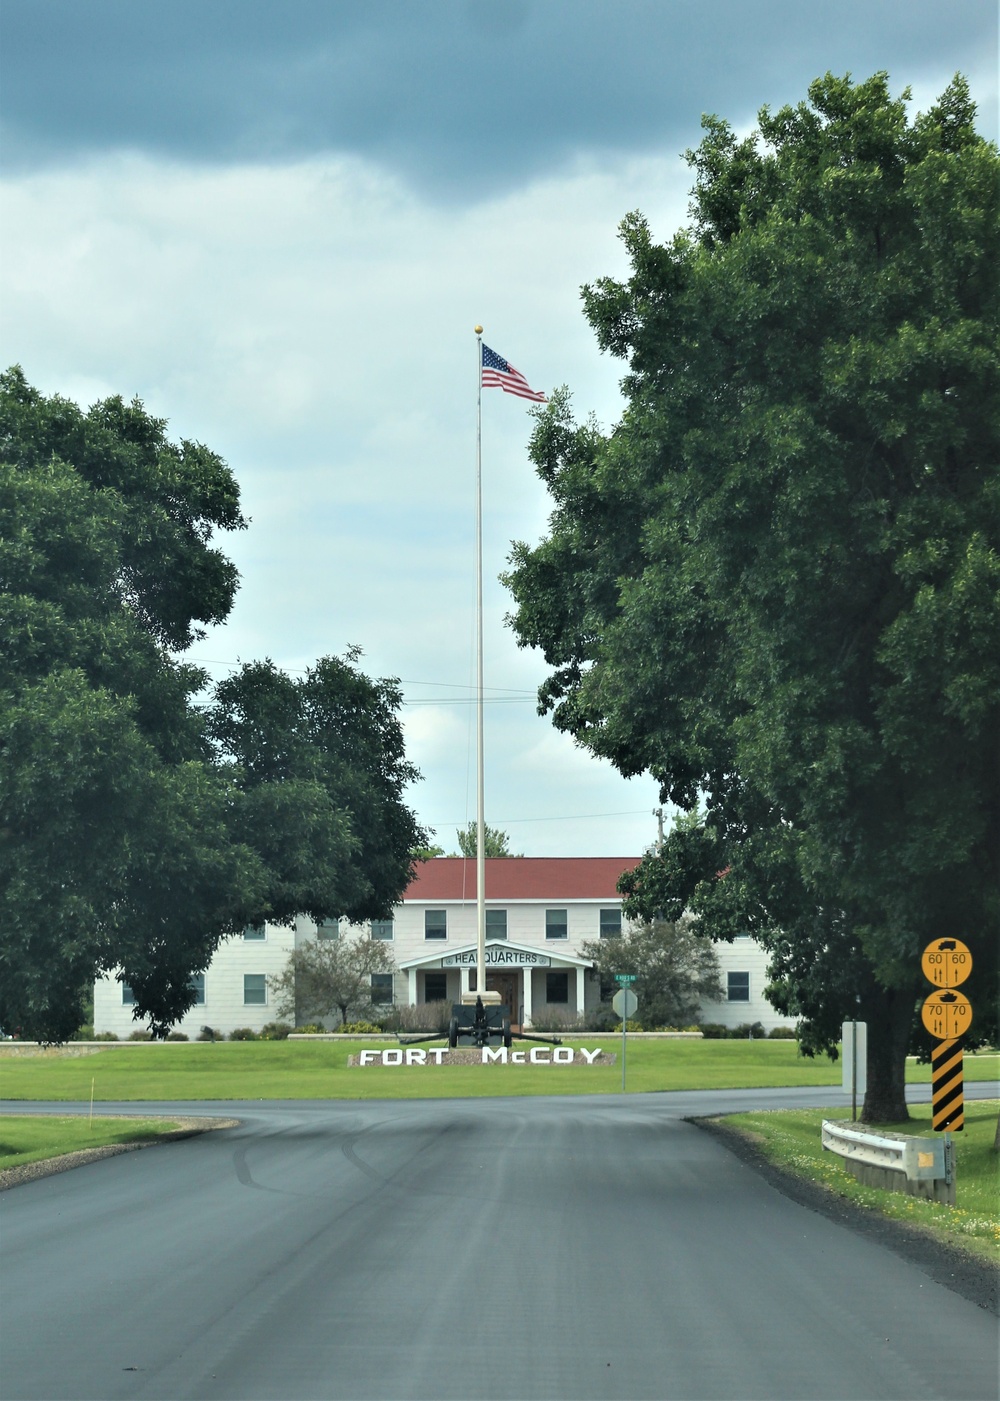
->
[0, 1115, 240, 1192]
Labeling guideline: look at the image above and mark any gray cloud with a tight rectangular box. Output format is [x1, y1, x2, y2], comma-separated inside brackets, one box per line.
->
[3, 0, 996, 198]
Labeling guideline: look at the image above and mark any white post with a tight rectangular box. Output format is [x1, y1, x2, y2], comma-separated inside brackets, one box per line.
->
[522, 966, 534, 1028]
[407, 967, 417, 1007]
[575, 965, 586, 1019]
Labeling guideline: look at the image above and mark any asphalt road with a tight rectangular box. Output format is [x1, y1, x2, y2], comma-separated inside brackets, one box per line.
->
[1, 1087, 997, 1401]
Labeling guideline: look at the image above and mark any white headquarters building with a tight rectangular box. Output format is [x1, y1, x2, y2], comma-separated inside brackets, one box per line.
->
[93, 857, 784, 1038]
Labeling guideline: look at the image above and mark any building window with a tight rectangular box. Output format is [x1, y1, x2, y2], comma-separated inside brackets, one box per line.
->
[727, 971, 750, 1003]
[486, 909, 507, 940]
[424, 971, 448, 1002]
[121, 983, 135, 1006]
[370, 918, 394, 940]
[545, 908, 568, 940]
[546, 971, 569, 1004]
[371, 973, 394, 1005]
[243, 923, 266, 940]
[189, 973, 205, 1006]
[599, 908, 622, 938]
[244, 974, 267, 1006]
[425, 909, 447, 940]
[316, 919, 338, 939]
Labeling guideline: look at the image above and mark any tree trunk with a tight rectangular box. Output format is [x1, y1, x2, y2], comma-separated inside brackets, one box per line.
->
[860, 983, 916, 1124]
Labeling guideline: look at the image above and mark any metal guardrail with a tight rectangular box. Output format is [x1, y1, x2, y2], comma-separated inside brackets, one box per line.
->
[821, 1120, 951, 1183]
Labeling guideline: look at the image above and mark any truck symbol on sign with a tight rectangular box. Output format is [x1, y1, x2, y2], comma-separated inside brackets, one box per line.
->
[937, 940, 957, 951]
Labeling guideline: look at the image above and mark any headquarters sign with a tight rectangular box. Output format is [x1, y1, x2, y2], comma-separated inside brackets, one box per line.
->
[441, 947, 551, 967]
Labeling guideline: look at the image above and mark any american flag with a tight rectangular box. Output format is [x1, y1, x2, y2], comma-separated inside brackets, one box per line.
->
[481, 344, 547, 402]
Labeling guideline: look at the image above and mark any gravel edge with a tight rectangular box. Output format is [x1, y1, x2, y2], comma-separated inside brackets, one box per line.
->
[689, 1114, 998, 1315]
[0, 1116, 240, 1191]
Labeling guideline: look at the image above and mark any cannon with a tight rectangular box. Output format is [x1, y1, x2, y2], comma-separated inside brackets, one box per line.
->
[398, 995, 563, 1050]
[448, 995, 512, 1049]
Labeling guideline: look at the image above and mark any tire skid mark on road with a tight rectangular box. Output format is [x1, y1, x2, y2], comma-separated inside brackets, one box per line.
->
[228, 1113, 372, 1194]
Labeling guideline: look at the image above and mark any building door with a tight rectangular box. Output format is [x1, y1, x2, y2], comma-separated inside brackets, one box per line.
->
[486, 970, 520, 1028]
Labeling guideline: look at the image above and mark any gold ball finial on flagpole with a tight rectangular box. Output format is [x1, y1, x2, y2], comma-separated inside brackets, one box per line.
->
[474, 325, 483, 335]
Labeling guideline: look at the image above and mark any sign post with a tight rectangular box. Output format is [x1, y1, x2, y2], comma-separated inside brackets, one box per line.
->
[841, 1021, 867, 1122]
[612, 978, 638, 1095]
[920, 938, 972, 1132]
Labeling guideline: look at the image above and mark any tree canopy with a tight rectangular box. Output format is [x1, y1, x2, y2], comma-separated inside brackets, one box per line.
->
[504, 74, 999, 1120]
[580, 918, 722, 1030]
[268, 934, 396, 1028]
[0, 368, 423, 1041]
[453, 823, 523, 858]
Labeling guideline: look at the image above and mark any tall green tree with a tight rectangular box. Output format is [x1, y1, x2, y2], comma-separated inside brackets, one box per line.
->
[0, 369, 422, 1040]
[505, 74, 999, 1121]
[453, 823, 523, 858]
[580, 918, 722, 1030]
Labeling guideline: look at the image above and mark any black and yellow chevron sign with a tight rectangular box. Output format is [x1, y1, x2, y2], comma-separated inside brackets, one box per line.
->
[931, 1036, 964, 1131]
[921, 939, 972, 1134]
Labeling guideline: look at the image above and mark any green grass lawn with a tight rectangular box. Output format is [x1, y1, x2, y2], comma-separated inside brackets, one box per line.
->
[716, 1101, 1000, 1266]
[0, 1115, 188, 1172]
[1, 1039, 996, 1102]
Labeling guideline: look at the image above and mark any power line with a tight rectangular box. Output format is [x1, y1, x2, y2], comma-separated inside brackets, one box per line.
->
[424, 808, 653, 828]
[184, 655, 536, 700]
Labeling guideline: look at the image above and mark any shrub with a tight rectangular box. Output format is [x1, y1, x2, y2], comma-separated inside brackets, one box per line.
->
[128, 1029, 152, 1041]
[335, 1021, 384, 1034]
[529, 1008, 586, 1033]
[166, 1031, 189, 1041]
[229, 1027, 259, 1040]
[196, 1025, 224, 1041]
[732, 1022, 767, 1040]
[93, 1031, 118, 1041]
[385, 1001, 451, 1034]
[699, 1023, 729, 1039]
[768, 1025, 797, 1039]
[584, 1003, 622, 1032]
[72, 1025, 95, 1041]
[294, 1023, 326, 1035]
[259, 1022, 293, 1040]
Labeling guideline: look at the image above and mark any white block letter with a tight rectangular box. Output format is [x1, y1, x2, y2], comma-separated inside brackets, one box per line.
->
[359, 1050, 377, 1065]
[553, 1047, 573, 1063]
[483, 1047, 506, 1063]
[382, 1049, 403, 1066]
[581, 1048, 602, 1064]
[529, 1047, 550, 1064]
[405, 1049, 427, 1065]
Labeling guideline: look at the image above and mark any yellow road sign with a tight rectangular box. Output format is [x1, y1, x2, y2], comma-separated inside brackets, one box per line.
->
[921, 990, 973, 1041]
[920, 938, 972, 988]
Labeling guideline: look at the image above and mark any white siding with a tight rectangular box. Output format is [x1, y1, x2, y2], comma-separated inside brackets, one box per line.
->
[94, 923, 296, 1038]
[699, 938, 792, 1032]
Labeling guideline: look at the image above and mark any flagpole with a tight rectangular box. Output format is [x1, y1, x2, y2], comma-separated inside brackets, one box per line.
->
[474, 325, 486, 1004]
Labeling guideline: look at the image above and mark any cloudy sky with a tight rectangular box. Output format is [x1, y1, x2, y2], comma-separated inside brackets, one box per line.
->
[2, 1, 996, 857]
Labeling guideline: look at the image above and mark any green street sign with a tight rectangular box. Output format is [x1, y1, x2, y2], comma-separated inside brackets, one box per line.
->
[614, 974, 637, 984]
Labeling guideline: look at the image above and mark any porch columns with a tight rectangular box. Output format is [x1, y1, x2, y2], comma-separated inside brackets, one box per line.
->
[407, 967, 417, 1007]
[522, 967, 534, 1028]
[575, 965, 586, 1018]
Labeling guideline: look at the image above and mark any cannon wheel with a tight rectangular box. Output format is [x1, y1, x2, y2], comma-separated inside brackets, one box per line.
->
[448, 1017, 459, 1049]
[502, 1018, 512, 1050]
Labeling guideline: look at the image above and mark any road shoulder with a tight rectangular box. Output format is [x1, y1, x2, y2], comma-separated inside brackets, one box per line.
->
[690, 1113, 998, 1316]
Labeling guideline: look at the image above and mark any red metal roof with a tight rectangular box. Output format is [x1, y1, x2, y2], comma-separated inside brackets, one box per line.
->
[404, 856, 640, 901]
